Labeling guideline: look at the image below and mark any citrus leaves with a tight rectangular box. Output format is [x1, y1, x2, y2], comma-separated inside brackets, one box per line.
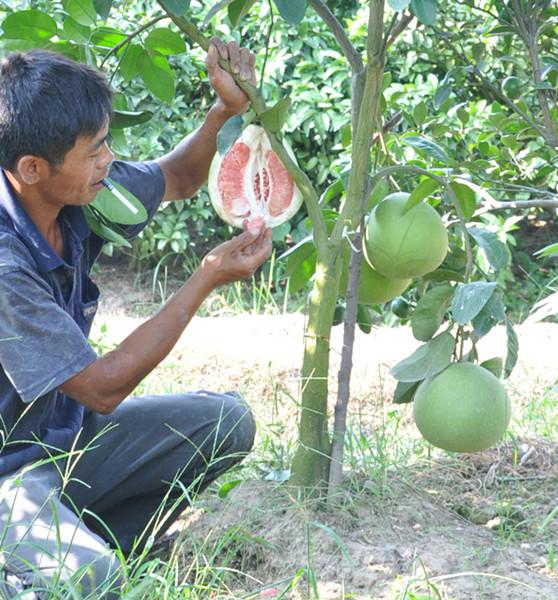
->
[272, 0, 307, 25]
[0, 6, 187, 104]
[261, 97, 292, 133]
[204, 0, 307, 26]
[391, 332, 455, 383]
[84, 179, 147, 248]
[2, 11, 58, 41]
[388, 0, 438, 25]
[159, 0, 191, 16]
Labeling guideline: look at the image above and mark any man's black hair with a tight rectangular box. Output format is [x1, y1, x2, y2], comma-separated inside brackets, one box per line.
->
[0, 50, 113, 172]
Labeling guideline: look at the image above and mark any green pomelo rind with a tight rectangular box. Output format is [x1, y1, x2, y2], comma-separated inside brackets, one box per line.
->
[413, 362, 511, 453]
[364, 192, 449, 279]
[358, 260, 411, 305]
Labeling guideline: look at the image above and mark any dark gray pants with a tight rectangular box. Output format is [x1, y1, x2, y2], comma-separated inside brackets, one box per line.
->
[0, 391, 256, 598]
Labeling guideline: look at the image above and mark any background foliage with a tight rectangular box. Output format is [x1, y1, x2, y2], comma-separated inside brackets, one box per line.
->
[0, 0, 557, 321]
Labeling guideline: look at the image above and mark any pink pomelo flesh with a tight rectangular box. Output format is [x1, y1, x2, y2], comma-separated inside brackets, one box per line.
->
[208, 125, 303, 229]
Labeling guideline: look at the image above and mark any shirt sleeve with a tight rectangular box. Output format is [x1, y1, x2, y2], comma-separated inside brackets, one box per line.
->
[0, 264, 97, 403]
[107, 160, 166, 239]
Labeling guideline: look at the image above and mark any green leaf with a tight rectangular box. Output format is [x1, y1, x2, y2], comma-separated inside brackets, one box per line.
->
[93, 0, 112, 19]
[62, 16, 91, 43]
[216, 115, 243, 156]
[504, 318, 518, 378]
[63, 0, 98, 26]
[480, 357, 503, 378]
[413, 101, 427, 126]
[319, 179, 344, 206]
[402, 135, 448, 163]
[138, 51, 175, 102]
[1, 10, 58, 40]
[451, 282, 498, 325]
[280, 237, 316, 295]
[390, 332, 455, 382]
[260, 96, 291, 133]
[91, 178, 148, 225]
[118, 44, 143, 81]
[91, 27, 127, 48]
[228, 0, 258, 26]
[159, 0, 191, 16]
[272, 0, 307, 25]
[468, 226, 510, 271]
[452, 177, 498, 206]
[422, 269, 464, 283]
[411, 284, 454, 342]
[410, 0, 437, 25]
[403, 177, 439, 214]
[449, 181, 476, 220]
[110, 109, 153, 129]
[393, 380, 421, 404]
[83, 207, 132, 247]
[434, 82, 451, 109]
[534, 241, 558, 258]
[218, 479, 242, 498]
[145, 28, 186, 55]
[389, 0, 412, 10]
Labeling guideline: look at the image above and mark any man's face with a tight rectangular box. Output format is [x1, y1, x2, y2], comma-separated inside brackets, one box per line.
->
[41, 123, 114, 207]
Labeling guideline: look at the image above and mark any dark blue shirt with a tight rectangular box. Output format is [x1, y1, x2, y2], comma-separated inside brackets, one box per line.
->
[0, 160, 165, 476]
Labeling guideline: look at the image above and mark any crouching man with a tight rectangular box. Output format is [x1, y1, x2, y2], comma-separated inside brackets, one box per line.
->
[0, 40, 270, 598]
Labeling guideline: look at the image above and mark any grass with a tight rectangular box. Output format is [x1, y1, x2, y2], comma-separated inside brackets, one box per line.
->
[3, 275, 558, 598]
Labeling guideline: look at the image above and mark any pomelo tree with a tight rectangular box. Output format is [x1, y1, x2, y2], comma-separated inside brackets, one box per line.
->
[1, 0, 557, 496]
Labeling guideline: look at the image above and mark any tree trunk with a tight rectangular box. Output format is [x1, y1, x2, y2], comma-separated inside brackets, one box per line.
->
[290, 253, 341, 492]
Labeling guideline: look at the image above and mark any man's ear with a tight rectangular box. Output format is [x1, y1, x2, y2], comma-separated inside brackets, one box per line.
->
[15, 155, 49, 185]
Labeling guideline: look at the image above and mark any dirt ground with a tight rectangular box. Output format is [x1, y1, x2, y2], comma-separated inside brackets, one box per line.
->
[93, 264, 558, 599]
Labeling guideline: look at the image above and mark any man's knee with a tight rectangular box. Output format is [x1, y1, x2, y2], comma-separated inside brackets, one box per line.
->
[216, 393, 257, 457]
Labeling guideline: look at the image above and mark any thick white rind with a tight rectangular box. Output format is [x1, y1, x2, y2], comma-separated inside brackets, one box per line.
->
[208, 125, 304, 229]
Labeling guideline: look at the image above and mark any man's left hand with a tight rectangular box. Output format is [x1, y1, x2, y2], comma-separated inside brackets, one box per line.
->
[206, 37, 257, 116]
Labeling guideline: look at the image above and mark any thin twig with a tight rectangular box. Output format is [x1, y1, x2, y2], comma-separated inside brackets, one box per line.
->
[385, 10, 415, 49]
[100, 15, 167, 69]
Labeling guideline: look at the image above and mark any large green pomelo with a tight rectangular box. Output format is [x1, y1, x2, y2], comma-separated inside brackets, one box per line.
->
[364, 192, 448, 279]
[413, 362, 511, 453]
[358, 259, 411, 305]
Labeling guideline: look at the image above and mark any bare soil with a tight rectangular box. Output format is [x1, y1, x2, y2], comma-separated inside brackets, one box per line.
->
[94, 265, 558, 599]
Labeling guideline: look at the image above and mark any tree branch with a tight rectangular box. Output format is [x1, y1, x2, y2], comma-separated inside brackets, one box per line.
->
[309, 0, 363, 75]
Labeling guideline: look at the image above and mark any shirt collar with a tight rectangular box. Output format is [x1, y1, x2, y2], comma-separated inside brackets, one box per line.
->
[0, 170, 90, 272]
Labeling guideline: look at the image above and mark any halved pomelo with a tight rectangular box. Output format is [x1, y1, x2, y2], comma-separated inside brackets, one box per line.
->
[208, 125, 303, 229]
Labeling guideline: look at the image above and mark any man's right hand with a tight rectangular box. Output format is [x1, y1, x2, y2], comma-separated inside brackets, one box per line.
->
[200, 226, 273, 288]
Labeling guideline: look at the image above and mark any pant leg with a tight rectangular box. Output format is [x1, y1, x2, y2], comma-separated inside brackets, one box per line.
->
[65, 391, 256, 554]
[0, 463, 122, 599]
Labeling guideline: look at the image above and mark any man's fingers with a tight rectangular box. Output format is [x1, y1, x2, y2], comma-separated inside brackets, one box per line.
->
[239, 48, 254, 81]
[231, 227, 262, 250]
[227, 41, 241, 74]
[210, 37, 228, 60]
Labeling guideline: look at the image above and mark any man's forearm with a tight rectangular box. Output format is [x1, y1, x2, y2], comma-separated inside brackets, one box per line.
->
[61, 268, 215, 413]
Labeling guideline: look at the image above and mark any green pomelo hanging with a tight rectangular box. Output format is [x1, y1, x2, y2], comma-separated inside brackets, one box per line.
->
[364, 192, 448, 279]
[358, 259, 411, 305]
[339, 244, 411, 305]
[413, 362, 511, 453]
